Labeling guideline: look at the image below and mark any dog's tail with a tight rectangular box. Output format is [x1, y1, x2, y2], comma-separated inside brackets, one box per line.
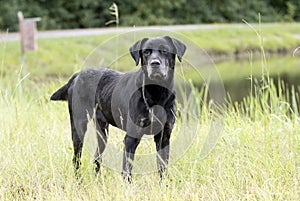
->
[50, 73, 78, 101]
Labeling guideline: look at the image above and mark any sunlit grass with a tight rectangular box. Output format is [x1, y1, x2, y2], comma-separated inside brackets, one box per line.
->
[0, 66, 299, 200]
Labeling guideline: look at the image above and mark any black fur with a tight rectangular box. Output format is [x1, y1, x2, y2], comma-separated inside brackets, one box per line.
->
[50, 36, 186, 181]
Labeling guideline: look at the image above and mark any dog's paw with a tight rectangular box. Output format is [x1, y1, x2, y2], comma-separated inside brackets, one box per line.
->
[121, 172, 133, 183]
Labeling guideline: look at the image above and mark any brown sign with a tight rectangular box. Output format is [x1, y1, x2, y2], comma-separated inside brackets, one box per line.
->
[18, 11, 41, 52]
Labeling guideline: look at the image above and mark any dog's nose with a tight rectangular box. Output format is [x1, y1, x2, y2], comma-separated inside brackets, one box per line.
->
[150, 59, 161, 66]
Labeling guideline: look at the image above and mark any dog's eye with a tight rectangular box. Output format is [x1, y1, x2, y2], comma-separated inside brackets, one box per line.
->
[143, 49, 151, 56]
[161, 49, 168, 55]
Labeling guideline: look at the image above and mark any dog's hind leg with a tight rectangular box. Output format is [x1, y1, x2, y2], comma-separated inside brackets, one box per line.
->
[94, 108, 108, 174]
[94, 127, 108, 174]
[68, 91, 85, 178]
[72, 126, 84, 177]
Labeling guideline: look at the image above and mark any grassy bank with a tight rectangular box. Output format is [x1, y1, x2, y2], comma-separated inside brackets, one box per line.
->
[1, 23, 300, 80]
[182, 23, 300, 59]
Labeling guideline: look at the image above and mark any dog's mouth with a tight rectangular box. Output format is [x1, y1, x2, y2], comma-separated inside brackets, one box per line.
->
[149, 72, 166, 80]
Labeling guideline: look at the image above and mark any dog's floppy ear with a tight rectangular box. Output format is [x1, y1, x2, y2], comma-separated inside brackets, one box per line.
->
[130, 38, 148, 66]
[164, 36, 186, 62]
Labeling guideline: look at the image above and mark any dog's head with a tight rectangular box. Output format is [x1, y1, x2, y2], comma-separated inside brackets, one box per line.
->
[130, 36, 186, 81]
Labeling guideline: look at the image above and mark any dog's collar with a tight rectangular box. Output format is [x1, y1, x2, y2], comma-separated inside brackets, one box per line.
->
[142, 73, 151, 111]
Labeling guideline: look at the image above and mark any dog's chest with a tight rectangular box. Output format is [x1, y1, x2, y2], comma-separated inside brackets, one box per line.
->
[129, 87, 172, 132]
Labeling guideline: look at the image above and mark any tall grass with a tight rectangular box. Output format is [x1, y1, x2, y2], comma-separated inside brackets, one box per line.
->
[0, 63, 299, 200]
[0, 25, 299, 200]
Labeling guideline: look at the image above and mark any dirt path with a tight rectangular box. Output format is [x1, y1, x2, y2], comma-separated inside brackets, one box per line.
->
[0, 24, 246, 41]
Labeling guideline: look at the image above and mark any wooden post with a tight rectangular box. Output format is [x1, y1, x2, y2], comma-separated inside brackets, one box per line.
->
[17, 11, 41, 76]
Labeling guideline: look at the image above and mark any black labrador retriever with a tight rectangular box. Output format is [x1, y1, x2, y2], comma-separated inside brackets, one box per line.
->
[50, 36, 186, 180]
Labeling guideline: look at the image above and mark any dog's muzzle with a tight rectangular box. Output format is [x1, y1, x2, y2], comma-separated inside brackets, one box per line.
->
[147, 59, 167, 80]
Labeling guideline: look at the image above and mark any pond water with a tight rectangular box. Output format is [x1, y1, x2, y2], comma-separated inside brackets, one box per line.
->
[176, 55, 300, 102]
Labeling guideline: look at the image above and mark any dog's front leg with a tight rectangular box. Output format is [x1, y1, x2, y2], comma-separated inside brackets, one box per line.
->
[122, 135, 141, 182]
[154, 124, 172, 179]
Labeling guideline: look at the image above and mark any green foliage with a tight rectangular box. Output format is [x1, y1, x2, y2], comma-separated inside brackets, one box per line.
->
[283, 2, 297, 22]
[0, 0, 112, 31]
[1, 0, 300, 31]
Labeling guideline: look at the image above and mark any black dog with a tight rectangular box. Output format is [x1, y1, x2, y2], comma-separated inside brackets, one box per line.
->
[50, 36, 186, 180]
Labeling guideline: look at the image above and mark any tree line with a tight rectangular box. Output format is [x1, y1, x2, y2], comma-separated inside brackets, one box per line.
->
[1, 0, 300, 32]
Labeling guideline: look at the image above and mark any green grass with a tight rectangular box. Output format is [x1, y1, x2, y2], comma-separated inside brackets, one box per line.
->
[0, 23, 300, 200]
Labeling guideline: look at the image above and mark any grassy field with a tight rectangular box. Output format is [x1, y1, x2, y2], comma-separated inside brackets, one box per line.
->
[0, 68, 299, 200]
[0, 23, 300, 200]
